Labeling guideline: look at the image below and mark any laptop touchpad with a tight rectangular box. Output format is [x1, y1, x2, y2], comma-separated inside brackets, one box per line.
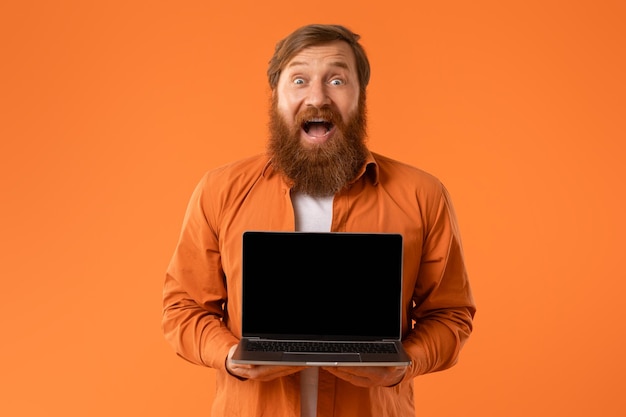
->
[282, 352, 361, 362]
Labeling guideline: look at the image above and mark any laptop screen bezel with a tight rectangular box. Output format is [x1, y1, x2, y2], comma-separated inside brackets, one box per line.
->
[240, 231, 404, 341]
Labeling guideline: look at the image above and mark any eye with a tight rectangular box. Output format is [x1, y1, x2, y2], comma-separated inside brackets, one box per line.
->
[329, 78, 344, 86]
[293, 78, 305, 85]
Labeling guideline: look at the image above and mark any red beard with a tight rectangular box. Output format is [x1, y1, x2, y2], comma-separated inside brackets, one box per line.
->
[268, 96, 368, 196]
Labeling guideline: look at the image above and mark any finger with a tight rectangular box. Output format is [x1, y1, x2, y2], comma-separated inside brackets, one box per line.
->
[322, 366, 406, 387]
[322, 366, 379, 378]
[250, 367, 306, 381]
[325, 366, 403, 378]
[323, 367, 375, 387]
[235, 365, 307, 382]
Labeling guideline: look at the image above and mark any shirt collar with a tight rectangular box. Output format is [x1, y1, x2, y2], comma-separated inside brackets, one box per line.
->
[351, 150, 379, 186]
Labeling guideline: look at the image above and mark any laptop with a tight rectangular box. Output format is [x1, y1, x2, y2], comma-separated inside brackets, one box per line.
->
[231, 231, 411, 367]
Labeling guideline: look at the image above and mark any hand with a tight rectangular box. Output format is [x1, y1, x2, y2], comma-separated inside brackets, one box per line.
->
[225, 345, 307, 382]
[322, 365, 407, 388]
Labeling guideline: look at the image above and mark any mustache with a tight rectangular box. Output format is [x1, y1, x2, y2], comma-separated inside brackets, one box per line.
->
[294, 106, 343, 127]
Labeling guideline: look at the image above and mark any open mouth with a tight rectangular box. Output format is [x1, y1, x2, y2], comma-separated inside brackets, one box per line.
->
[302, 118, 334, 138]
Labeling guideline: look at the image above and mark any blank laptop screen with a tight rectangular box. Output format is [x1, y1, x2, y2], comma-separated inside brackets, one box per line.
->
[241, 232, 403, 340]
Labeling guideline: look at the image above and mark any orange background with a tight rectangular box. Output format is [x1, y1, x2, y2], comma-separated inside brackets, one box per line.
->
[1, 0, 625, 416]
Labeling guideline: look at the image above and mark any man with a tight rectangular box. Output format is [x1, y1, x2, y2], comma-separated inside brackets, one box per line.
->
[162, 24, 476, 416]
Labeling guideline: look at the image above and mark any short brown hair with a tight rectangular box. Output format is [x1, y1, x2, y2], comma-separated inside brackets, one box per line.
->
[267, 24, 371, 93]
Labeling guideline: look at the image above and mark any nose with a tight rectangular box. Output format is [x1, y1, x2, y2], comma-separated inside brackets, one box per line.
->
[305, 80, 331, 108]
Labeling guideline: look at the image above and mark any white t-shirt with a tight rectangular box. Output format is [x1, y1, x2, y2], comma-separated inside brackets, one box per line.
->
[291, 191, 333, 233]
[291, 190, 333, 417]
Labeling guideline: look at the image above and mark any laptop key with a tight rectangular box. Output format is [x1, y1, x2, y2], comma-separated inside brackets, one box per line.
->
[246, 340, 397, 354]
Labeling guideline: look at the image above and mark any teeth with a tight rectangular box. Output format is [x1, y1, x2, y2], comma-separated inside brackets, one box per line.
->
[303, 120, 332, 134]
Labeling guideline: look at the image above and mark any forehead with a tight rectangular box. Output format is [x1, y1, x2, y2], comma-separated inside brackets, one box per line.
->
[283, 40, 357, 72]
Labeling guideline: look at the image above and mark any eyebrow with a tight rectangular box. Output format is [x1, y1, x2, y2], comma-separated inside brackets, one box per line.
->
[287, 60, 350, 70]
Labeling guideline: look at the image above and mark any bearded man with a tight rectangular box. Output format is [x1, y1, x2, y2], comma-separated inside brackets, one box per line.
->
[162, 24, 475, 417]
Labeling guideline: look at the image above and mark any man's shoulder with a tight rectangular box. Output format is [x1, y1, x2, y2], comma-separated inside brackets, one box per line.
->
[371, 152, 442, 188]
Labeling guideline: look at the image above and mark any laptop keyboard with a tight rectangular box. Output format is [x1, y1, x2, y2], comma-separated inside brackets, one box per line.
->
[246, 340, 397, 354]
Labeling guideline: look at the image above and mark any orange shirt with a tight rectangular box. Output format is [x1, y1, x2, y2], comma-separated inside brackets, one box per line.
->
[162, 151, 476, 417]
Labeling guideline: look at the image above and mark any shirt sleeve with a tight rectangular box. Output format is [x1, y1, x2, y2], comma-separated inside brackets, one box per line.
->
[161, 174, 239, 370]
[401, 184, 476, 380]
